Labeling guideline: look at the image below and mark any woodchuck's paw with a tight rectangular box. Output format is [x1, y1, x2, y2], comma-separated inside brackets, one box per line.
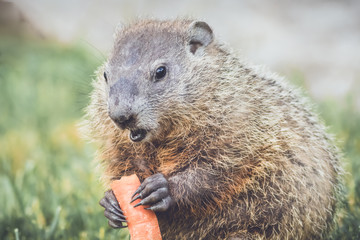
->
[99, 190, 127, 228]
[130, 173, 174, 212]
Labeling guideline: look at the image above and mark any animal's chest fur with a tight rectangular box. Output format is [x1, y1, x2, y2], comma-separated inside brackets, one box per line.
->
[127, 141, 200, 180]
[129, 156, 157, 181]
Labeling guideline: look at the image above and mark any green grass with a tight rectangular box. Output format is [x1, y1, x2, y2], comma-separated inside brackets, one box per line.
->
[319, 95, 360, 239]
[0, 33, 359, 239]
[0, 34, 129, 239]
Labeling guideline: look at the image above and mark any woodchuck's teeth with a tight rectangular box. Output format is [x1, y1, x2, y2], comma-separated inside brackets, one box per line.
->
[129, 129, 147, 142]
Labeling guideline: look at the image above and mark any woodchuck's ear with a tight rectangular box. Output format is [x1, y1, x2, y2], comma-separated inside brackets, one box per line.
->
[187, 21, 214, 54]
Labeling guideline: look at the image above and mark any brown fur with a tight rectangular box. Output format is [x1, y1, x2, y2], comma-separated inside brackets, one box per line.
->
[83, 19, 343, 239]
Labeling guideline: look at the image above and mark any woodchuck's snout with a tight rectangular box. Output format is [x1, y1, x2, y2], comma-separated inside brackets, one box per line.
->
[107, 77, 149, 142]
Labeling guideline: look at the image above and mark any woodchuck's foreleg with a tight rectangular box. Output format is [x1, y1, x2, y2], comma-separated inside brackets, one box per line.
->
[131, 173, 175, 212]
[99, 190, 128, 228]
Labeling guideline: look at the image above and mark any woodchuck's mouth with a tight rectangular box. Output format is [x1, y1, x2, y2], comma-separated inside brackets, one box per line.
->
[129, 129, 147, 142]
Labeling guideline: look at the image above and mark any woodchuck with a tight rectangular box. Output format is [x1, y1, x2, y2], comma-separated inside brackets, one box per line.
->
[83, 19, 343, 239]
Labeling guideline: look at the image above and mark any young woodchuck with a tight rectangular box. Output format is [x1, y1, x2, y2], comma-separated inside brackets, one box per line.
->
[84, 19, 343, 239]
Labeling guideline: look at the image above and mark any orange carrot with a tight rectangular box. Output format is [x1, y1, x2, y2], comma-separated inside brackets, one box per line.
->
[111, 174, 162, 240]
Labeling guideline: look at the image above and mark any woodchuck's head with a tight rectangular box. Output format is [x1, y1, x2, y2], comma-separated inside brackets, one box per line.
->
[102, 19, 216, 143]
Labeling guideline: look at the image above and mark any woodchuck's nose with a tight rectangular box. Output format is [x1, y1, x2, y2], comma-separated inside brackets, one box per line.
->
[109, 113, 136, 130]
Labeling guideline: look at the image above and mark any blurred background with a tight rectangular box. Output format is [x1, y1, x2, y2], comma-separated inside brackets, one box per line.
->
[1, 0, 359, 239]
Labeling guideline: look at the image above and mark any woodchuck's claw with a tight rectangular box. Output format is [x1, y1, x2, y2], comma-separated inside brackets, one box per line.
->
[130, 192, 142, 203]
[108, 219, 127, 229]
[131, 173, 174, 212]
[131, 187, 142, 199]
[144, 196, 174, 212]
[100, 190, 127, 228]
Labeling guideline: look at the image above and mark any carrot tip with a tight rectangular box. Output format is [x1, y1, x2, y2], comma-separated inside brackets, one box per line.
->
[111, 174, 162, 240]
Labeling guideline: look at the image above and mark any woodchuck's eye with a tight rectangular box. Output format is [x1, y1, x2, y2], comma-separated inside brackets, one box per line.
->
[155, 66, 167, 81]
[103, 72, 108, 83]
